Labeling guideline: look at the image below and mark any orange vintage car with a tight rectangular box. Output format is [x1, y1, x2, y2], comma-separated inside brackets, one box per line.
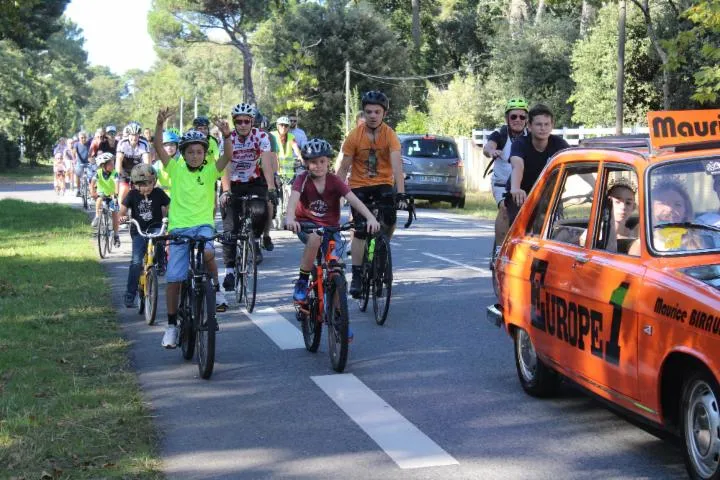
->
[488, 110, 720, 480]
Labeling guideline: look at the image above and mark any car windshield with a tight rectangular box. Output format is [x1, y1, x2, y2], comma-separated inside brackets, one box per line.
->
[402, 138, 457, 158]
[647, 157, 720, 254]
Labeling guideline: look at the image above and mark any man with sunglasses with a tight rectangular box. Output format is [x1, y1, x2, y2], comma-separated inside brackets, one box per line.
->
[484, 98, 529, 251]
[220, 103, 276, 291]
[288, 114, 307, 150]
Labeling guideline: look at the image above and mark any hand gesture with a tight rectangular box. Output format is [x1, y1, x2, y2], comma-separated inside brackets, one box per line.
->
[214, 118, 231, 138]
[366, 218, 381, 234]
[156, 107, 174, 124]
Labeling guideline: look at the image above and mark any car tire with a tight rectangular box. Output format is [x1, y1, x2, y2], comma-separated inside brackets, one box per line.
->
[457, 196, 465, 209]
[514, 328, 559, 397]
[680, 369, 720, 480]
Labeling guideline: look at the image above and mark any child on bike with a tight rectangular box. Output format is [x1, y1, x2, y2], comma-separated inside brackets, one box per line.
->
[90, 152, 120, 247]
[154, 107, 232, 349]
[153, 130, 179, 197]
[284, 138, 380, 308]
[119, 163, 170, 308]
[53, 152, 66, 196]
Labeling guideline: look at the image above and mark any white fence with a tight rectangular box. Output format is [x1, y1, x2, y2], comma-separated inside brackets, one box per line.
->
[457, 126, 650, 192]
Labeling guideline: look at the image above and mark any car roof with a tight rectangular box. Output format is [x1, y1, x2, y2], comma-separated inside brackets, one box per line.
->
[398, 134, 456, 143]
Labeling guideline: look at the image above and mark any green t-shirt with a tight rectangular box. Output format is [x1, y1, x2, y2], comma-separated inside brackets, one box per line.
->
[96, 169, 118, 196]
[207, 136, 220, 163]
[153, 159, 172, 197]
[165, 156, 222, 230]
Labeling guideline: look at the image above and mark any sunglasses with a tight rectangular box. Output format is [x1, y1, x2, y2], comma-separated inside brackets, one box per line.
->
[135, 181, 151, 187]
[234, 118, 252, 125]
[509, 114, 527, 121]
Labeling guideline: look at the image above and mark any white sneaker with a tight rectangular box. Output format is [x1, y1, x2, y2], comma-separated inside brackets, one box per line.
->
[91, 216, 99, 228]
[216, 289, 228, 312]
[162, 325, 179, 349]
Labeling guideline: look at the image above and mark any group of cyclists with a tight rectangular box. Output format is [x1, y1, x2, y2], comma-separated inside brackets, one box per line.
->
[62, 90, 410, 350]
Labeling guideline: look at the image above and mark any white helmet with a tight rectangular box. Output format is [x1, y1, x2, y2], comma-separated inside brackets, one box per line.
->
[125, 122, 142, 135]
[231, 103, 257, 118]
[276, 116, 291, 126]
[96, 152, 115, 167]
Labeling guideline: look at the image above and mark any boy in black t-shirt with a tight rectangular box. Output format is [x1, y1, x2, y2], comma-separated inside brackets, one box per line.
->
[508, 104, 569, 209]
[120, 164, 170, 308]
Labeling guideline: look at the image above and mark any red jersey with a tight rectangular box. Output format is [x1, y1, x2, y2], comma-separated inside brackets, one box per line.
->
[292, 172, 350, 226]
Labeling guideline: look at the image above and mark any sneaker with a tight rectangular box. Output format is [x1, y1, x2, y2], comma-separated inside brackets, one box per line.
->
[263, 235, 274, 251]
[348, 327, 354, 344]
[293, 278, 309, 303]
[91, 216, 99, 228]
[162, 325, 179, 349]
[113, 234, 121, 248]
[216, 289, 228, 312]
[76, 190, 81, 197]
[349, 272, 362, 298]
[124, 292, 135, 308]
[254, 243, 263, 265]
[222, 272, 235, 292]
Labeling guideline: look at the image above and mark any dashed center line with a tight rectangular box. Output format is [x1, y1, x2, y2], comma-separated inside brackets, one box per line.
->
[421, 252, 491, 276]
[247, 307, 304, 350]
[312, 374, 459, 469]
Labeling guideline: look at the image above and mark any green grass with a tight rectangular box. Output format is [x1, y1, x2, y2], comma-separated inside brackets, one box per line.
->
[0, 161, 54, 184]
[0, 200, 163, 479]
[417, 190, 498, 219]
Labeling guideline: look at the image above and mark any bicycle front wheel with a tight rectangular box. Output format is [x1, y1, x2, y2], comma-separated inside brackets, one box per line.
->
[372, 236, 393, 326]
[96, 212, 106, 259]
[179, 284, 195, 360]
[357, 248, 370, 312]
[326, 273, 349, 373]
[104, 212, 113, 254]
[82, 183, 88, 210]
[144, 266, 158, 325]
[301, 273, 322, 352]
[244, 239, 257, 313]
[195, 282, 216, 379]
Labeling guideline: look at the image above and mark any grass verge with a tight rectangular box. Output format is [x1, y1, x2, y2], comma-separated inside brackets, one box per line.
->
[416, 190, 498, 219]
[0, 161, 54, 184]
[0, 199, 162, 479]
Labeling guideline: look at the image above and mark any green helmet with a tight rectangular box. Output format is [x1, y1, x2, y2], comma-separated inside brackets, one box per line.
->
[505, 98, 529, 113]
[167, 127, 181, 136]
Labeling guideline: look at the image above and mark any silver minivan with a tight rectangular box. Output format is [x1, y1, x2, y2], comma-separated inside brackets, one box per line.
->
[400, 134, 466, 208]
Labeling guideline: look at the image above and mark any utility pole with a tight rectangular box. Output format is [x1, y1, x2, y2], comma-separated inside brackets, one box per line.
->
[180, 97, 184, 135]
[615, 0, 626, 135]
[345, 61, 350, 135]
[194, 95, 198, 119]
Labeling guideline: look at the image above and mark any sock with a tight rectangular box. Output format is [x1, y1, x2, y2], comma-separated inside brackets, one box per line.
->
[299, 269, 310, 282]
[352, 265, 362, 277]
[225, 266, 233, 275]
[168, 313, 178, 326]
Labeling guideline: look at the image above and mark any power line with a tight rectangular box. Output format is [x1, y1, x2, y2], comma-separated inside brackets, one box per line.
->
[349, 66, 472, 82]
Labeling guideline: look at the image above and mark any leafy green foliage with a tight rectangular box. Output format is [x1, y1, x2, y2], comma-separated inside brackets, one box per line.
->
[396, 104, 430, 134]
[0, 0, 69, 50]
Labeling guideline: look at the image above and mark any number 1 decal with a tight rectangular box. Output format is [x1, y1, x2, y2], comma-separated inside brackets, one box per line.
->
[606, 282, 630, 366]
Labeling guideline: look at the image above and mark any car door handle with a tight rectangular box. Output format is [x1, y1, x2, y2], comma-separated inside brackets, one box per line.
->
[573, 255, 590, 264]
[530, 244, 541, 251]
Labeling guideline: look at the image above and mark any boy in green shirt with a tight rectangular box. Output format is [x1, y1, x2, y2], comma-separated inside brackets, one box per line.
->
[154, 107, 232, 349]
[90, 152, 120, 247]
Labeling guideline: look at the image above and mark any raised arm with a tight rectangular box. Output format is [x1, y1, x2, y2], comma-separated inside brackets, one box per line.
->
[213, 118, 232, 172]
[154, 107, 174, 166]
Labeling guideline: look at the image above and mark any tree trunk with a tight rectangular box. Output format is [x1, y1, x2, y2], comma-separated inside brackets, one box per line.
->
[535, 0, 545, 25]
[632, 0, 671, 109]
[508, 0, 529, 38]
[411, 0, 421, 50]
[233, 40, 256, 105]
[580, 0, 596, 38]
[616, 0, 626, 134]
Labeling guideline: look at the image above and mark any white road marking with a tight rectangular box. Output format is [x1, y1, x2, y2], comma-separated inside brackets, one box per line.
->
[390, 241, 401, 247]
[421, 252, 491, 276]
[312, 374, 459, 469]
[247, 307, 304, 350]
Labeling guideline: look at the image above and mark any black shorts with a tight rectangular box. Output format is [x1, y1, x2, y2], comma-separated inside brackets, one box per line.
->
[224, 182, 268, 238]
[351, 184, 396, 239]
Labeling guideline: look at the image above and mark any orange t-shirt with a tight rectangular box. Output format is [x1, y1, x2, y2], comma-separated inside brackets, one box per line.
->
[342, 122, 401, 189]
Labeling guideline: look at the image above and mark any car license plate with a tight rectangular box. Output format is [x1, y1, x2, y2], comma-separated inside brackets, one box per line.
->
[417, 175, 446, 183]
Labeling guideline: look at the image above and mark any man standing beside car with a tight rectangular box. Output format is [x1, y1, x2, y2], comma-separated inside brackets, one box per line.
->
[483, 98, 529, 249]
[507, 104, 569, 222]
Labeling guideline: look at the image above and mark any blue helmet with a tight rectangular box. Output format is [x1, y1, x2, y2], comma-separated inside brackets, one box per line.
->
[163, 130, 179, 145]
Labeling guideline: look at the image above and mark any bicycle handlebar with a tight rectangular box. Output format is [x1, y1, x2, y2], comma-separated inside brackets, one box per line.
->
[287, 222, 356, 236]
[126, 218, 169, 238]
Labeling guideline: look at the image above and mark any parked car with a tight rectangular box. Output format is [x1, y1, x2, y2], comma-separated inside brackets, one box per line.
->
[399, 134, 465, 208]
[487, 110, 720, 480]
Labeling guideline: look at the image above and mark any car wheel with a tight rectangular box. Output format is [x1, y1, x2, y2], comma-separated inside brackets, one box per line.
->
[457, 196, 465, 209]
[514, 328, 559, 397]
[681, 370, 720, 480]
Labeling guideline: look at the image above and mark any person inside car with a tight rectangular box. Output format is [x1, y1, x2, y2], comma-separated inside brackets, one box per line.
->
[579, 177, 638, 252]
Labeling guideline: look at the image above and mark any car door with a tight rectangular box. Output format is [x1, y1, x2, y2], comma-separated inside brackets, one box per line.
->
[534, 164, 601, 372]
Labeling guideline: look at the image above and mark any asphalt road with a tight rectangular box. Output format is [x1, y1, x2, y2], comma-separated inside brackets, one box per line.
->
[1, 181, 688, 479]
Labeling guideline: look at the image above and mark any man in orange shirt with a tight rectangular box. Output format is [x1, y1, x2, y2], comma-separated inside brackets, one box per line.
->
[336, 90, 407, 297]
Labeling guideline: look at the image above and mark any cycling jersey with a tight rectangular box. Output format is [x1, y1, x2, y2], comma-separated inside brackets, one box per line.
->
[95, 169, 118, 197]
[153, 159, 173, 196]
[271, 131, 298, 177]
[116, 137, 150, 174]
[228, 128, 271, 184]
[207, 135, 220, 163]
[165, 156, 222, 230]
[342, 123, 401, 189]
[488, 125, 528, 204]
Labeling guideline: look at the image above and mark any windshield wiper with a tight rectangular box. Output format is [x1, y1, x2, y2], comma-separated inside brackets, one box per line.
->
[653, 222, 720, 233]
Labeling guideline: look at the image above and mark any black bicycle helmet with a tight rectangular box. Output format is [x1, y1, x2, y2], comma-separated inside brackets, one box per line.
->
[302, 138, 334, 160]
[361, 90, 389, 111]
[192, 116, 210, 127]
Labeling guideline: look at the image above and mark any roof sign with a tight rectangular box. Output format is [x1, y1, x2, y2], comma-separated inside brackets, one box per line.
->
[647, 109, 720, 150]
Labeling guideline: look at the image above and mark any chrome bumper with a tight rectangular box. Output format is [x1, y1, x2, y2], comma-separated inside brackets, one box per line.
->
[486, 304, 504, 328]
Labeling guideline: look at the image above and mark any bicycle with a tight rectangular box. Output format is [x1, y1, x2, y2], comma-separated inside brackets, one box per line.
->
[128, 218, 168, 325]
[159, 231, 229, 379]
[273, 163, 304, 230]
[229, 194, 262, 312]
[293, 222, 355, 372]
[357, 193, 416, 326]
[96, 195, 117, 259]
[79, 165, 91, 210]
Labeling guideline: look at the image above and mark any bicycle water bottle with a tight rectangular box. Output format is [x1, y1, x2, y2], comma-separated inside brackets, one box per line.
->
[368, 238, 375, 261]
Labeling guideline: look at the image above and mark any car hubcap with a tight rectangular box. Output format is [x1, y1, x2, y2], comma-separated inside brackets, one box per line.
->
[686, 380, 720, 478]
[517, 329, 537, 382]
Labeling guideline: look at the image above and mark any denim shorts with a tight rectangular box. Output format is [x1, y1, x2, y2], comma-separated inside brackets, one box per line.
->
[297, 224, 344, 258]
[166, 224, 215, 283]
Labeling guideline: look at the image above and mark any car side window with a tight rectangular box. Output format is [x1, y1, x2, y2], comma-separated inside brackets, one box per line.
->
[526, 168, 560, 237]
[548, 166, 598, 245]
[593, 168, 639, 255]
